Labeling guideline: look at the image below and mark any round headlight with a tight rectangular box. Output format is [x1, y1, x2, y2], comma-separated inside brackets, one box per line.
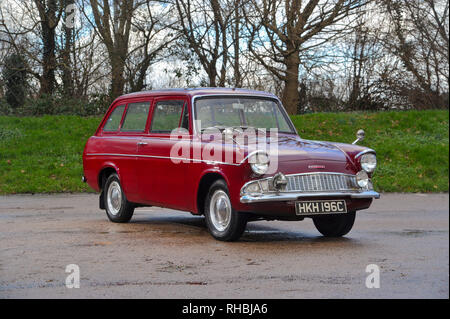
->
[360, 153, 377, 173]
[356, 171, 369, 188]
[248, 152, 270, 175]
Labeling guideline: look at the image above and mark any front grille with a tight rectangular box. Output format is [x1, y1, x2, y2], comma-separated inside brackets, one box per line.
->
[286, 173, 359, 192]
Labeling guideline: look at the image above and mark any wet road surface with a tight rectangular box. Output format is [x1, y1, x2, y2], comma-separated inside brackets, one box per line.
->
[0, 193, 448, 298]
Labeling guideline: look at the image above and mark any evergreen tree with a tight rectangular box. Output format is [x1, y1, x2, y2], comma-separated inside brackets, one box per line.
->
[2, 53, 27, 108]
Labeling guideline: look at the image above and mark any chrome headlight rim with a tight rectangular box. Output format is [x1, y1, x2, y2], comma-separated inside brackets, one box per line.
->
[360, 153, 377, 173]
[248, 151, 270, 175]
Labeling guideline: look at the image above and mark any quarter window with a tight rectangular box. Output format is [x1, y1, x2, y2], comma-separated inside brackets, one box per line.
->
[121, 102, 151, 132]
[103, 105, 125, 132]
[150, 100, 186, 133]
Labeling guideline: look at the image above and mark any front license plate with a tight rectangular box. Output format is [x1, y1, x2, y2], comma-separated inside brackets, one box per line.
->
[295, 200, 347, 216]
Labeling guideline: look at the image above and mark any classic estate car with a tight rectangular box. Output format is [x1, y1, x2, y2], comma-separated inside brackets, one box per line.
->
[82, 88, 379, 241]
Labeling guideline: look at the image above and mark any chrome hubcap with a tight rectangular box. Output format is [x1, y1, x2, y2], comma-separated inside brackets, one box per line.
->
[107, 181, 122, 215]
[210, 190, 232, 232]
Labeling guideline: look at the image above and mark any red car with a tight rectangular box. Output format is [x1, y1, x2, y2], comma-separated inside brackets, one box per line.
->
[82, 88, 379, 241]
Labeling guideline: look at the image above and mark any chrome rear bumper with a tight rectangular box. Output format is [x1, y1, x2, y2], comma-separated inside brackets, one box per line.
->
[240, 190, 380, 204]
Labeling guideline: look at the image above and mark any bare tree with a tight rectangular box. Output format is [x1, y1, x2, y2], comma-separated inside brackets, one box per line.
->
[125, 2, 178, 92]
[69, 22, 109, 99]
[245, 0, 366, 114]
[380, 0, 449, 109]
[174, 0, 236, 87]
[34, 0, 63, 95]
[0, 1, 61, 96]
[7, 0, 64, 96]
[88, 0, 137, 97]
[61, 0, 75, 97]
[344, 12, 385, 110]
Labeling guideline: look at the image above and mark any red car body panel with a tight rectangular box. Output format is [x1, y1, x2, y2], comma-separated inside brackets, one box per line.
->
[83, 88, 376, 218]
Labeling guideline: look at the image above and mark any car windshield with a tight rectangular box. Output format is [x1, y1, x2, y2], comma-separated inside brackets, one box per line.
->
[194, 96, 294, 133]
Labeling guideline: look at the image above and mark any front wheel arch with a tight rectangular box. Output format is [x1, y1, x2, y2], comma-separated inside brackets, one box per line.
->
[204, 179, 248, 241]
[196, 172, 228, 215]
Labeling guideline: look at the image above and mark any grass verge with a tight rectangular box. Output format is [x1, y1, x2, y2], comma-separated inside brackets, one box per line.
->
[0, 116, 99, 193]
[291, 110, 449, 192]
[0, 110, 448, 194]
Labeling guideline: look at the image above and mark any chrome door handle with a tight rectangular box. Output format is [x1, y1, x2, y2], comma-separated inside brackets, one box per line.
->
[137, 142, 148, 146]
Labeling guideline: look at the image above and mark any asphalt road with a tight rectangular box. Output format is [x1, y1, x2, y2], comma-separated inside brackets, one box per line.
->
[0, 193, 448, 299]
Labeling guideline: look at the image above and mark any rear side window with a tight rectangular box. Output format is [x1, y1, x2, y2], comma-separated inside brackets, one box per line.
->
[150, 100, 186, 133]
[103, 105, 125, 132]
[121, 102, 151, 132]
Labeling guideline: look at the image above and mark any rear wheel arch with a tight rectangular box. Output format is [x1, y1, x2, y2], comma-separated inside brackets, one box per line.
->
[196, 172, 229, 215]
[103, 172, 135, 223]
[98, 166, 119, 210]
[98, 166, 119, 191]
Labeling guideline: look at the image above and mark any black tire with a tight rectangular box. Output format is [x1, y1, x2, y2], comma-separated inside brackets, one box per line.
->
[103, 173, 134, 223]
[313, 211, 356, 237]
[204, 180, 247, 241]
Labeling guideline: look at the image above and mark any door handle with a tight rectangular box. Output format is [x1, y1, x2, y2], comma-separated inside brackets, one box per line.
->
[137, 142, 148, 146]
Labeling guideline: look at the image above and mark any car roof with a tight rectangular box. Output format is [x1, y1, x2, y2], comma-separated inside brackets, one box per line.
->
[113, 87, 277, 103]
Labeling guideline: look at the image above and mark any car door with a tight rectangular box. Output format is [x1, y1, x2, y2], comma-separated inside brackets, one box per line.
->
[112, 99, 152, 202]
[136, 96, 191, 210]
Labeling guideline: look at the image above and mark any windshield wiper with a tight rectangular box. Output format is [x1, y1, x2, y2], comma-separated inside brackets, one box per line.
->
[200, 125, 226, 133]
[231, 126, 268, 134]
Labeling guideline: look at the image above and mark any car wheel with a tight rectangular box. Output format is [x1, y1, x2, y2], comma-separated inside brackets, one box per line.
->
[104, 173, 134, 223]
[313, 211, 356, 237]
[204, 180, 247, 241]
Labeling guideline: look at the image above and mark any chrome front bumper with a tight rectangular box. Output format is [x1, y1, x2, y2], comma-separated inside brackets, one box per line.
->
[240, 190, 380, 204]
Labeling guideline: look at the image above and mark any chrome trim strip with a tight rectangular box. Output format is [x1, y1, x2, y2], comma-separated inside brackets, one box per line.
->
[86, 153, 136, 157]
[355, 149, 376, 159]
[284, 171, 355, 177]
[243, 149, 269, 164]
[94, 136, 183, 141]
[240, 190, 380, 203]
[332, 143, 356, 163]
[85, 153, 242, 166]
[86, 150, 270, 166]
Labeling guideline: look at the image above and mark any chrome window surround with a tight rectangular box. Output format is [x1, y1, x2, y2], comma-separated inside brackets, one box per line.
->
[191, 94, 299, 137]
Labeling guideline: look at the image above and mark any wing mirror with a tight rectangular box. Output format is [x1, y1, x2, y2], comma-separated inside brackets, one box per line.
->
[352, 129, 365, 145]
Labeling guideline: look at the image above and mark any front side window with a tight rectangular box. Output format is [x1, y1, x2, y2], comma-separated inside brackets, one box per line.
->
[103, 105, 125, 132]
[121, 102, 151, 132]
[150, 100, 186, 133]
[194, 97, 294, 133]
